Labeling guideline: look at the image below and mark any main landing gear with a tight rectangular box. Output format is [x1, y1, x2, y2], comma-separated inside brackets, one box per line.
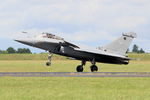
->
[90, 59, 98, 72]
[46, 52, 53, 66]
[76, 59, 99, 72]
[90, 65, 98, 72]
[76, 60, 86, 72]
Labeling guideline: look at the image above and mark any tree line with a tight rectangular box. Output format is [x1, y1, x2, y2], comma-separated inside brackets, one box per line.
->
[0, 47, 32, 54]
[131, 44, 145, 53]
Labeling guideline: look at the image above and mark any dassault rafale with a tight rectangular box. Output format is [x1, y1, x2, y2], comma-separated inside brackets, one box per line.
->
[15, 32, 137, 72]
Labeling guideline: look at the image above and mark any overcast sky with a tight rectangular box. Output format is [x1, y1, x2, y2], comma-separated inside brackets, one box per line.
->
[0, 0, 150, 53]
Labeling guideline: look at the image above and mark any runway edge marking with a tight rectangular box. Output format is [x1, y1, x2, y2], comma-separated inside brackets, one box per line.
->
[0, 72, 150, 77]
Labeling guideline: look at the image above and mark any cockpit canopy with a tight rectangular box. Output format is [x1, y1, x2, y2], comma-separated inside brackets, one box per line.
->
[36, 32, 64, 40]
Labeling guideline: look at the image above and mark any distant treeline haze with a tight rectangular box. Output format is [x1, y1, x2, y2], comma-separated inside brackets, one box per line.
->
[0, 47, 32, 54]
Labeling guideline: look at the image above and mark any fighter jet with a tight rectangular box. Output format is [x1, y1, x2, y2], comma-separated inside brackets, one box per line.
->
[15, 32, 137, 72]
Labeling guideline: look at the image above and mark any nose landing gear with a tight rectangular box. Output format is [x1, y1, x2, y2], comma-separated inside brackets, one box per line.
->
[46, 52, 53, 66]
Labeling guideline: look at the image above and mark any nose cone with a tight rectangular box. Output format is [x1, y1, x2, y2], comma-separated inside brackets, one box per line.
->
[14, 38, 35, 46]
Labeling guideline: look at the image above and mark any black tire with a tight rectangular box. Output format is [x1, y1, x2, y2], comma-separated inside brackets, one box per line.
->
[76, 65, 83, 72]
[90, 65, 98, 72]
[46, 62, 51, 66]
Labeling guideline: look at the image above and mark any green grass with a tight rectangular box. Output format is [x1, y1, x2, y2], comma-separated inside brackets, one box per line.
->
[0, 77, 149, 100]
[0, 53, 150, 72]
[128, 53, 150, 61]
[0, 54, 150, 100]
[0, 60, 149, 72]
[0, 54, 66, 60]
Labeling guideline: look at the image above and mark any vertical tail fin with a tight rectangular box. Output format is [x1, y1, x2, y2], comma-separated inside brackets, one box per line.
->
[103, 32, 137, 56]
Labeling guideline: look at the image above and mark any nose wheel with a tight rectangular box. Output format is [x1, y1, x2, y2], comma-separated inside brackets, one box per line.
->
[46, 62, 51, 66]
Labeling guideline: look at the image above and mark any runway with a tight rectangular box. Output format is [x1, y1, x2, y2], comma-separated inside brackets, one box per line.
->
[0, 72, 150, 77]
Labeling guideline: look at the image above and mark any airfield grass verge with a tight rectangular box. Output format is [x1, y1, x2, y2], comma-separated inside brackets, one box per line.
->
[128, 53, 150, 61]
[0, 53, 150, 100]
[0, 54, 66, 60]
[0, 77, 149, 100]
[0, 53, 150, 72]
[0, 60, 149, 72]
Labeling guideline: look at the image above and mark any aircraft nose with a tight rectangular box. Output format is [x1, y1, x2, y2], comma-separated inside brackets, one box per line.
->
[14, 38, 36, 46]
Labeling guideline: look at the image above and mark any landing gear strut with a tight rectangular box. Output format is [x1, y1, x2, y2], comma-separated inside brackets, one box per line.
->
[46, 52, 53, 66]
[90, 59, 98, 72]
[76, 60, 86, 72]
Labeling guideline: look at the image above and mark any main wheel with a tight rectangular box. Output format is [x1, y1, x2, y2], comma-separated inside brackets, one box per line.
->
[46, 62, 51, 66]
[76, 65, 83, 72]
[90, 65, 98, 72]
